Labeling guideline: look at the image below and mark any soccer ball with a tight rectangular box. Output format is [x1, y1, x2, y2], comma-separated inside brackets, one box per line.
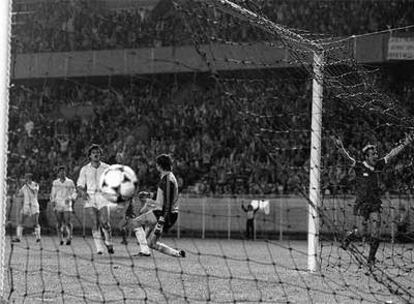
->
[99, 164, 138, 203]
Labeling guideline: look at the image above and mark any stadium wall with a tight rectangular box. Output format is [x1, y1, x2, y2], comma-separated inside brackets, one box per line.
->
[11, 32, 392, 79]
[6, 195, 412, 240]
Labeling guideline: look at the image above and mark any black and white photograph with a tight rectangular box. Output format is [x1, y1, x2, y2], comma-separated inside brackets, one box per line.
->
[1, 0, 414, 303]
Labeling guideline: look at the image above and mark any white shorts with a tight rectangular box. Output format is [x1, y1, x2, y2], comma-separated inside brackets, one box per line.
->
[21, 202, 39, 216]
[55, 200, 73, 213]
[84, 192, 111, 210]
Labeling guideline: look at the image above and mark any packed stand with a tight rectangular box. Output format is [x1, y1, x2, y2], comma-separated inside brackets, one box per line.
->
[7, 66, 414, 198]
[11, 0, 414, 54]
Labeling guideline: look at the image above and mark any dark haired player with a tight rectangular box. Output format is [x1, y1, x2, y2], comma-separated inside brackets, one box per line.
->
[50, 166, 77, 245]
[129, 154, 185, 257]
[333, 133, 413, 267]
[77, 144, 113, 255]
[12, 173, 41, 242]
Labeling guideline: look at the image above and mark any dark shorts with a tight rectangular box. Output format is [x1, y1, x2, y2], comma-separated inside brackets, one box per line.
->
[152, 210, 178, 232]
[353, 199, 382, 220]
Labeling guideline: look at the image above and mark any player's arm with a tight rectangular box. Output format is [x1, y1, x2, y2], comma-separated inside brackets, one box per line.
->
[69, 180, 77, 201]
[241, 203, 247, 212]
[139, 203, 150, 215]
[50, 182, 57, 209]
[331, 136, 356, 166]
[384, 132, 414, 163]
[161, 180, 176, 220]
[155, 180, 176, 235]
[76, 167, 88, 199]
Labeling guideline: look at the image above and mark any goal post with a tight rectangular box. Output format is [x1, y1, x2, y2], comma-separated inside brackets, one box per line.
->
[0, 0, 11, 299]
[201, 0, 326, 273]
[308, 51, 324, 272]
[6, 0, 414, 303]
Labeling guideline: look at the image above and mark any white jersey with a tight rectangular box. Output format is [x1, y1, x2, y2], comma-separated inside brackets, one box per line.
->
[18, 182, 39, 215]
[51, 177, 77, 212]
[77, 162, 111, 209]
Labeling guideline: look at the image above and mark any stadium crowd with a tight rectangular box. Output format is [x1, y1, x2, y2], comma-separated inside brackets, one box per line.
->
[11, 0, 414, 54]
[7, 0, 414, 198]
[7, 68, 414, 198]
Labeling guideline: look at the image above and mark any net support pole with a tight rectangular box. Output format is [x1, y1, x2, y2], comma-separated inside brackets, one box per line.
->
[0, 0, 11, 298]
[308, 51, 324, 272]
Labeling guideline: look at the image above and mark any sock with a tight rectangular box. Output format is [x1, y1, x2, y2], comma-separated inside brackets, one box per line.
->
[134, 227, 150, 253]
[34, 225, 41, 240]
[147, 229, 160, 247]
[101, 226, 112, 246]
[16, 225, 23, 239]
[66, 225, 72, 240]
[121, 228, 128, 242]
[153, 242, 180, 257]
[57, 225, 63, 241]
[92, 229, 105, 253]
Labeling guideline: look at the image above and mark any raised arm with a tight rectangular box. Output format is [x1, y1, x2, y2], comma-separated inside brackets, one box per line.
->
[69, 180, 78, 201]
[384, 132, 414, 163]
[331, 136, 356, 166]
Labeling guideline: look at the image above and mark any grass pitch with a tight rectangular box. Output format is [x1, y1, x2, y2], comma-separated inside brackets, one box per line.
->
[3, 236, 413, 304]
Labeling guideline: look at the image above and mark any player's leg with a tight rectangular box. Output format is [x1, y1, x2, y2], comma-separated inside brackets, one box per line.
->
[148, 213, 185, 258]
[55, 210, 64, 245]
[129, 211, 157, 256]
[98, 205, 114, 254]
[252, 219, 256, 240]
[367, 211, 381, 267]
[33, 213, 41, 242]
[249, 219, 255, 240]
[245, 220, 250, 239]
[118, 218, 128, 245]
[12, 210, 24, 242]
[360, 216, 368, 243]
[86, 207, 105, 254]
[63, 211, 73, 245]
[341, 204, 364, 249]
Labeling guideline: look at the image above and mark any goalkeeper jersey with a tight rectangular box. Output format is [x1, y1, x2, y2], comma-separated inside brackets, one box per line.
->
[156, 172, 179, 219]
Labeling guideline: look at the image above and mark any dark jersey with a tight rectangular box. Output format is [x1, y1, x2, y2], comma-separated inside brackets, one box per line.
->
[155, 172, 179, 220]
[353, 159, 386, 208]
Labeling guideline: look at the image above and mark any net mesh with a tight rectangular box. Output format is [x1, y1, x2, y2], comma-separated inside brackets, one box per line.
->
[4, 0, 414, 303]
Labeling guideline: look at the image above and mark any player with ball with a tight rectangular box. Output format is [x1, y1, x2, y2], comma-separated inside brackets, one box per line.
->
[77, 144, 115, 255]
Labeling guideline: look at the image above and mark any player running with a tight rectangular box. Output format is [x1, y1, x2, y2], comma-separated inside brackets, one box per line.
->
[50, 166, 77, 245]
[77, 144, 114, 255]
[129, 154, 185, 257]
[333, 132, 413, 267]
[12, 173, 41, 243]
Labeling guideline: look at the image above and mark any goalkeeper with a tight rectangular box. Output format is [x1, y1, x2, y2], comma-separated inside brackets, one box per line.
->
[333, 132, 413, 267]
[129, 154, 185, 258]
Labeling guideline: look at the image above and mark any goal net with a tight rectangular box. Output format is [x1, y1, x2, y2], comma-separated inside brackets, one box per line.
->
[3, 0, 414, 303]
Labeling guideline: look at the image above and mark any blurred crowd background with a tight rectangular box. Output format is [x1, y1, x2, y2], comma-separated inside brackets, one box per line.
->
[11, 0, 414, 53]
[7, 0, 414, 198]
